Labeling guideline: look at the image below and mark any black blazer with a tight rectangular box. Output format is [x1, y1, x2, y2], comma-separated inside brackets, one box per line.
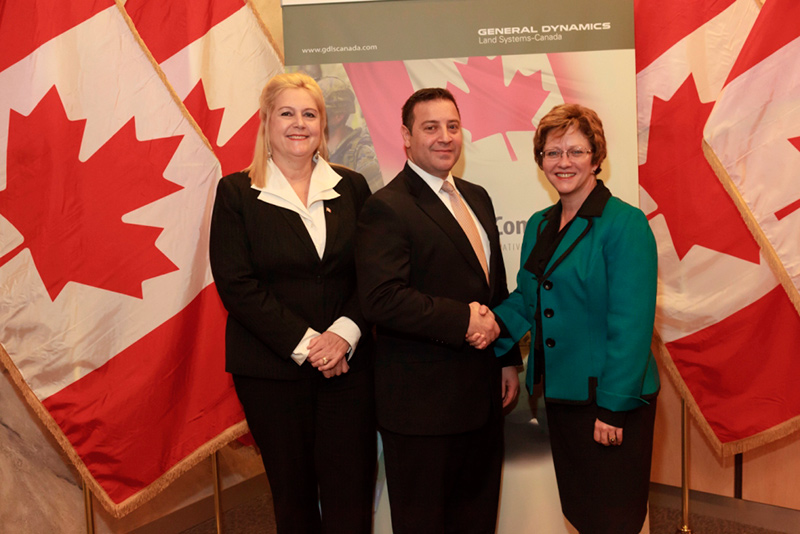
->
[356, 164, 521, 435]
[209, 164, 374, 380]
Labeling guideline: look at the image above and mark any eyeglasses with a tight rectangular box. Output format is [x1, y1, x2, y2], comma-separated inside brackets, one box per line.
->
[540, 148, 592, 160]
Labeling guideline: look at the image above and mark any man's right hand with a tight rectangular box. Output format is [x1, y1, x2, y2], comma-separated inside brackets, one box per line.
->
[466, 302, 499, 349]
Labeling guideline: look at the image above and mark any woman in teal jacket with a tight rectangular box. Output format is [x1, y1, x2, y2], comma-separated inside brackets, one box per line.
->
[493, 104, 659, 533]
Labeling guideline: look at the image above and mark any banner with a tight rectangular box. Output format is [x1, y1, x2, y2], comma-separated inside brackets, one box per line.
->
[636, 0, 800, 455]
[0, 0, 281, 517]
[284, 0, 639, 280]
[284, 0, 632, 65]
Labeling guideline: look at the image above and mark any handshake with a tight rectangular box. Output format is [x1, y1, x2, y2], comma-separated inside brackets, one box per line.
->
[465, 302, 500, 350]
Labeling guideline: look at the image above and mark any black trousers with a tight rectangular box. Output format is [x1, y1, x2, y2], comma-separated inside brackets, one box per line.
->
[379, 411, 504, 534]
[546, 398, 657, 534]
[233, 369, 376, 534]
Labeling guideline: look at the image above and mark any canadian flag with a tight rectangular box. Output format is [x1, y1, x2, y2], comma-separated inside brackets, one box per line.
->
[0, 0, 280, 517]
[636, 0, 800, 455]
[124, 0, 282, 176]
[703, 0, 800, 306]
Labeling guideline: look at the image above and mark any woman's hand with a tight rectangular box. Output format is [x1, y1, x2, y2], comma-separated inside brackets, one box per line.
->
[466, 302, 499, 349]
[307, 331, 350, 375]
[501, 366, 520, 408]
[594, 418, 623, 446]
[322, 357, 349, 378]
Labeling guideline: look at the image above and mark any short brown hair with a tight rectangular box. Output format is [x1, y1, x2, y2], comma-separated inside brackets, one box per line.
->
[533, 103, 607, 175]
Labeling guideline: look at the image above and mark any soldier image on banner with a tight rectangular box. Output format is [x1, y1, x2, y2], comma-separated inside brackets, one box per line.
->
[318, 75, 384, 192]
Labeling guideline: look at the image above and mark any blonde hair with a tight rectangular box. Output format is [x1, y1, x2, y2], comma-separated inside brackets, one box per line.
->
[247, 73, 329, 188]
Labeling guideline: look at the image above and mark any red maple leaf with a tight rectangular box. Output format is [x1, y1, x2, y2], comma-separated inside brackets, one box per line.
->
[639, 76, 760, 263]
[0, 86, 183, 300]
[183, 79, 259, 176]
[448, 56, 548, 162]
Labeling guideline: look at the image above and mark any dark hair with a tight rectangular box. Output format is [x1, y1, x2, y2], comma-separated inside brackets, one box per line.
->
[401, 87, 460, 130]
[533, 103, 607, 175]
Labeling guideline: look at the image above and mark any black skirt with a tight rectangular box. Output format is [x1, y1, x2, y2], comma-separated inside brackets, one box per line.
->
[545, 398, 657, 534]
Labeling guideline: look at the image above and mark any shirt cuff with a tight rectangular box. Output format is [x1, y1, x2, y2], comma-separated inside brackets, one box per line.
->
[291, 327, 320, 366]
[326, 316, 361, 360]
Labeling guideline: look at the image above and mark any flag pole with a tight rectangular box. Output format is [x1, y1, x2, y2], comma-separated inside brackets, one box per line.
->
[84, 482, 95, 534]
[676, 398, 692, 533]
[212, 451, 223, 533]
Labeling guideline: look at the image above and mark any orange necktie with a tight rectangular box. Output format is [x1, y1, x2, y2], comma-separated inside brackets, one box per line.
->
[441, 180, 489, 282]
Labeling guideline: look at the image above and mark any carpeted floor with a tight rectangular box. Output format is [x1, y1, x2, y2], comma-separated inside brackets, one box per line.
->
[180, 483, 797, 534]
[648, 507, 788, 534]
[180, 492, 275, 534]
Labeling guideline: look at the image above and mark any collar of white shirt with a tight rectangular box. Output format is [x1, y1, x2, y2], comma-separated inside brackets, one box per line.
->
[407, 159, 456, 195]
[406, 160, 491, 270]
[251, 158, 342, 220]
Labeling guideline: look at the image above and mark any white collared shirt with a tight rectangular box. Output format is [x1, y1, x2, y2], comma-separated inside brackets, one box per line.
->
[407, 160, 491, 271]
[251, 158, 360, 365]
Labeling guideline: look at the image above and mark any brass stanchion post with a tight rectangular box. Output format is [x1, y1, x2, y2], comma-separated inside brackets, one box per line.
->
[212, 451, 223, 534]
[677, 399, 692, 533]
[84, 482, 95, 534]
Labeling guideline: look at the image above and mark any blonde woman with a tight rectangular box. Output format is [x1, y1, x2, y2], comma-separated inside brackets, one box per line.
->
[210, 73, 375, 534]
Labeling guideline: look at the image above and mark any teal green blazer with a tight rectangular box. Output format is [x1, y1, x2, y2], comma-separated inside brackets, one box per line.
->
[494, 187, 659, 413]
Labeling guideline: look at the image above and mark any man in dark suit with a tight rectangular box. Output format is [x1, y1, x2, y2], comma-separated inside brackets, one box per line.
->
[356, 88, 521, 533]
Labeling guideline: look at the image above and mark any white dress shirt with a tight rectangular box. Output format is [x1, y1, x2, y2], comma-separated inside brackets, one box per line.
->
[251, 158, 361, 365]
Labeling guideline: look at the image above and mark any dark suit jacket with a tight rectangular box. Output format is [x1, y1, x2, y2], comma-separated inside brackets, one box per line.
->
[209, 164, 374, 380]
[356, 164, 521, 436]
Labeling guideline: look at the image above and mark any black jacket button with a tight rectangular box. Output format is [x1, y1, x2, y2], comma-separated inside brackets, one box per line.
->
[545, 338, 555, 348]
[544, 308, 554, 318]
[543, 280, 553, 290]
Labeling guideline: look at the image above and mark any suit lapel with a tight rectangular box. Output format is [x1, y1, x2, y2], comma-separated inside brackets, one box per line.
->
[403, 167, 488, 284]
[322, 196, 341, 262]
[275, 207, 319, 261]
[544, 216, 591, 278]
